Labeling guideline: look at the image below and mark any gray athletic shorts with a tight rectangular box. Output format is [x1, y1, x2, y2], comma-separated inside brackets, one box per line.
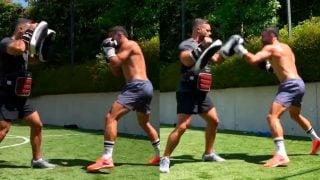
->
[117, 80, 153, 114]
[274, 79, 305, 107]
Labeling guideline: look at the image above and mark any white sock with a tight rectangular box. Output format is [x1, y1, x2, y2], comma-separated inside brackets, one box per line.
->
[306, 127, 319, 141]
[151, 139, 160, 156]
[274, 137, 287, 157]
[33, 158, 43, 162]
[102, 140, 114, 159]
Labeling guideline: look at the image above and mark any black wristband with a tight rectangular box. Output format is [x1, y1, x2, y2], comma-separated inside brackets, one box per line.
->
[21, 29, 33, 48]
[190, 43, 207, 61]
[191, 47, 202, 60]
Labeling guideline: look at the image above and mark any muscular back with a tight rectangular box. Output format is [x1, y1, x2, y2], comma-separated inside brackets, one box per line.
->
[113, 40, 148, 82]
[267, 42, 300, 82]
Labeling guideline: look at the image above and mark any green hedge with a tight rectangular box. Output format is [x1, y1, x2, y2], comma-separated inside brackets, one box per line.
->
[160, 17, 320, 92]
[30, 36, 159, 96]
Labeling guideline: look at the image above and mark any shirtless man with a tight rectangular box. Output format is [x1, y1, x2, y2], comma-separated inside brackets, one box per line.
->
[86, 26, 160, 172]
[230, 27, 320, 167]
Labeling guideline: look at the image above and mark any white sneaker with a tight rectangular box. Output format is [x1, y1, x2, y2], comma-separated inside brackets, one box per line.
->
[31, 158, 56, 169]
[159, 157, 170, 173]
[202, 152, 225, 162]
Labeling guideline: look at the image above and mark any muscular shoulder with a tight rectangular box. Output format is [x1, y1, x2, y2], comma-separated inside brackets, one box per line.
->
[123, 40, 142, 53]
[266, 43, 290, 54]
[261, 44, 273, 51]
[0, 37, 12, 53]
[120, 40, 138, 50]
[179, 38, 197, 51]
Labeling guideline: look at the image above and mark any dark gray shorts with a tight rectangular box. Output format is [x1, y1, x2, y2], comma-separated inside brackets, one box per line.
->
[117, 80, 153, 114]
[0, 91, 35, 121]
[274, 79, 305, 107]
[176, 91, 214, 114]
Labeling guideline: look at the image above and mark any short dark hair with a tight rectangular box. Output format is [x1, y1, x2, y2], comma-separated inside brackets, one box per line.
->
[192, 18, 209, 32]
[14, 18, 33, 32]
[108, 26, 128, 38]
[16, 18, 33, 27]
[263, 27, 279, 38]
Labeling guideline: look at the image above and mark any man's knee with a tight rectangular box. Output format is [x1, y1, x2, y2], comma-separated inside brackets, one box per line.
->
[30, 118, 43, 129]
[105, 113, 119, 125]
[105, 102, 130, 123]
[0, 131, 8, 142]
[205, 120, 219, 130]
[0, 122, 11, 141]
[174, 123, 188, 135]
[267, 114, 278, 124]
[31, 121, 43, 131]
[105, 113, 114, 121]
[105, 114, 111, 125]
[210, 116, 220, 125]
[24, 111, 43, 129]
[201, 107, 220, 124]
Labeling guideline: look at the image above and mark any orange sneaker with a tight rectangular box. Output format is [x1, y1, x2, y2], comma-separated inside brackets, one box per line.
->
[310, 138, 320, 155]
[263, 153, 290, 168]
[86, 157, 114, 172]
[148, 156, 160, 165]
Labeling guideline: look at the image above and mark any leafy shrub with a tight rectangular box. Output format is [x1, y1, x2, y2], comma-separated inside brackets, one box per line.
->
[288, 17, 320, 82]
[160, 62, 180, 92]
[30, 62, 125, 96]
[140, 36, 160, 89]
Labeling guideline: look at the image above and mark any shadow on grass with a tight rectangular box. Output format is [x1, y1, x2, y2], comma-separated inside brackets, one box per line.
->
[170, 155, 202, 167]
[169, 154, 270, 166]
[50, 158, 111, 174]
[0, 164, 30, 168]
[222, 153, 270, 165]
[84, 162, 154, 175]
[167, 153, 310, 167]
[50, 158, 93, 167]
[49, 159, 153, 174]
[0, 160, 30, 168]
[115, 162, 153, 167]
[273, 166, 320, 179]
[86, 171, 110, 174]
[221, 153, 309, 165]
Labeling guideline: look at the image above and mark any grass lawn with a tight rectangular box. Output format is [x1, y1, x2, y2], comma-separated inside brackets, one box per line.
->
[0, 124, 158, 180]
[160, 124, 320, 180]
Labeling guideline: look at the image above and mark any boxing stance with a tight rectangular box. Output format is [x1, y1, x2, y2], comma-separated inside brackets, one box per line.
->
[0, 18, 56, 168]
[224, 28, 320, 167]
[160, 18, 235, 173]
[86, 26, 160, 172]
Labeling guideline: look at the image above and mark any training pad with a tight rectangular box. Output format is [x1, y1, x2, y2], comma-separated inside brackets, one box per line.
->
[29, 21, 48, 55]
[38, 29, 56, 62]
[192, 39, 222, 72]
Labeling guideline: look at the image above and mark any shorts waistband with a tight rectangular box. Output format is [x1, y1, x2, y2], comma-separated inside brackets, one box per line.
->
[127, 79, 150, 83]
[281, 78, 303, 83]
